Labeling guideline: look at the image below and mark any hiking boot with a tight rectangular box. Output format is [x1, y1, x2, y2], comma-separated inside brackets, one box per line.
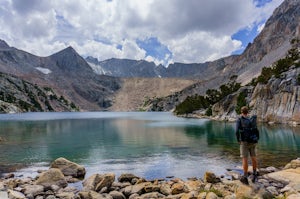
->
[251, 173, 258, 183]
[240, 176, 249, 185]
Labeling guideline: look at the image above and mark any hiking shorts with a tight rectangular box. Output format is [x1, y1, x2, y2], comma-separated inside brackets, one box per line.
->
[240, 142, 257, 158]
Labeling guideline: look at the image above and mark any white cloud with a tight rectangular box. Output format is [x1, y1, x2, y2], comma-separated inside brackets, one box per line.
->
[0, 0, 284, 65]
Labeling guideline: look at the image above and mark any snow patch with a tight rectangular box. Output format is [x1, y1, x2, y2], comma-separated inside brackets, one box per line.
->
[36, 67, 52, 74]
[87, 62, 108, 75]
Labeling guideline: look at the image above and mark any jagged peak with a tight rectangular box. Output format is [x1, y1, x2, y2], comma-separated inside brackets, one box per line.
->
[85, 56, 99, 64]
[0, 39, 10, 49]
[51, 46, 78, 58]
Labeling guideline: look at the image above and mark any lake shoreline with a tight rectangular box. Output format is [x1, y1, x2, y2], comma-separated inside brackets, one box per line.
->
[1, 157, 300, 199]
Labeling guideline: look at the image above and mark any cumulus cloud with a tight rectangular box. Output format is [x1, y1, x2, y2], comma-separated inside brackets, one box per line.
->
[0, 0, 284, 65]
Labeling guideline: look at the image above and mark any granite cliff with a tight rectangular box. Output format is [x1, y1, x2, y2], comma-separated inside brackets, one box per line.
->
[145, 0, 300, 122]
[212, 66, 300, 125]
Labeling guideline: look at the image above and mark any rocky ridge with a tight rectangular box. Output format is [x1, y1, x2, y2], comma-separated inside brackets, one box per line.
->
[210, 64, 300, 124]
[1, 157, 300, 199]
[0, 41, 121, 112]
[0, 72, 78, 113]
[141, 0, 300, 114]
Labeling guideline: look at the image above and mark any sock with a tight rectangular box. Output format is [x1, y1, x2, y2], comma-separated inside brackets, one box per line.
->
[253, 169, 257, 175]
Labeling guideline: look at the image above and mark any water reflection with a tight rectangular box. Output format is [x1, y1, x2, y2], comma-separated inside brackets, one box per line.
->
[0, 112, 300, 179]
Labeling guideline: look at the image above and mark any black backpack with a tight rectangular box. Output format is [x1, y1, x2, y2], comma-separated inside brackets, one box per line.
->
[239, 115, 259, 143]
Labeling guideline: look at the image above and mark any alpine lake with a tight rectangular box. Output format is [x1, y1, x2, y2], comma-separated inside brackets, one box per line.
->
[0, 112, 299, 180]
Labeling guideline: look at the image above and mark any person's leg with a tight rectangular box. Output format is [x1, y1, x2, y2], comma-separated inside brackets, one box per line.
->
[249, 144, 258, 173]
[240, 142, 249, 184]
[251, 156, 257, 172]
[242, 157, 248, 176]
[250, 144, 258, 182]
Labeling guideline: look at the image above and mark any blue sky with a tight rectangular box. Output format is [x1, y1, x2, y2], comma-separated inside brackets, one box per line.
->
[0, 0, 284, 66]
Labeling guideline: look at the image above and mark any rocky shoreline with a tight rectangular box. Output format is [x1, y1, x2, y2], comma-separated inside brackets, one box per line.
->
[1, 157, 300, 199]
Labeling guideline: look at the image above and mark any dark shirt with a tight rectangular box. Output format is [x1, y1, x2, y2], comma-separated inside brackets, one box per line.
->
[236, 116, 252, 142]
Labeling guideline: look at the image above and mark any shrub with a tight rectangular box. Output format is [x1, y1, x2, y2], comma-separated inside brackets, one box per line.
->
[205, 106, 212, 116]
[235, 92, 247, 114]
[175, 80, 241, 115]
[174, 95, 209, 115]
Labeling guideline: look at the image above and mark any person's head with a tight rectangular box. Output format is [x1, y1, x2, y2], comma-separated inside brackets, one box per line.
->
[241, 106, 249, 115]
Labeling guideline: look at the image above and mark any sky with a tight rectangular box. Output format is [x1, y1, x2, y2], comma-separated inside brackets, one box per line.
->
[0, 0, 284, 66]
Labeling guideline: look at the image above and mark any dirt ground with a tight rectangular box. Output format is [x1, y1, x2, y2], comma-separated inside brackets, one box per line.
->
[110, 78, 198, 111]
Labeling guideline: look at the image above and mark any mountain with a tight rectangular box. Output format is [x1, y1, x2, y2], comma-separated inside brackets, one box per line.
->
[86, 57, 166, 78]
[0, 0, 298, 115]
[0, 72, 78, 113]
[143, 0, 300, 112]
[0, 42, 121, 111]
[86, 56, 227, 79]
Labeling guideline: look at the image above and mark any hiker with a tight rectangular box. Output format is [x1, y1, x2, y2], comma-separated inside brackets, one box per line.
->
[236, 106, 259, 184]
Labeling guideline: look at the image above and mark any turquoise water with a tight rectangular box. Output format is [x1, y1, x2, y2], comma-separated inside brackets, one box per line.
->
[0, 112, 300, 180]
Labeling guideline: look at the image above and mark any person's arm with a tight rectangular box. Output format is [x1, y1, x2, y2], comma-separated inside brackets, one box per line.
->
[236, 118, 241, 143]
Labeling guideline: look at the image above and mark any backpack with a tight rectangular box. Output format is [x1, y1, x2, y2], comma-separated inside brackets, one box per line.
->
[239, 115, 259, 143]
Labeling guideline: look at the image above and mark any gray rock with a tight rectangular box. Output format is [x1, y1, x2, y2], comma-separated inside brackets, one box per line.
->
[109, 190, 126, 199]
[139, 192, 165, 199]
[83, 173, 115, 192]
[266, 186, 279, 196]
[7, 189, 26, 199]
[23, 185, 44, 197]
[206, 192, 218, 199]
[50, 157, 86, 178]
[118, 173, 139, 183]
[0, 191, 9, 199]
[124, 182, 150, 196]
[224, 194, 236, 199]
[56, 192, 76, 199]
[35, 168, 67, 188]
[45, 195, 57, 199]
[204, 172, 220, 183]
[128, 193, 139, 199]
[160, 183, 172, 196]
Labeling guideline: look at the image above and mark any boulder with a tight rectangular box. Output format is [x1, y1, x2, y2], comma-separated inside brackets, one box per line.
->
[235, 184, 255, 199]
[56, 192, 76, 199]
[287, 193, 300, 199]
[184, 179, 203, 192]
[23, 184, 44, 197]
[0, 191, 8, 199]
[7, 189, 26, 199]
[264, 167, 300, 190]
[109, 190, 126, 199]
[95, 173, 115, 192]
[206, 192, 218, 199]
[118, 173, 139, 183]
[204, 172, 220, 183]
[35, 168, 67, 188]
[171, 182, 185, 195]
[197, 192, 207, 199]
[139, 192, 165, 199]
[50, 157, 86, 178]
[284, 158, 300, 169]
[83, 173, 115, 192]
[144, 184, 160, 193]
[79, 190, 112, 199]
[160, 183, 172, 196]
[123, 182, 151, 196]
